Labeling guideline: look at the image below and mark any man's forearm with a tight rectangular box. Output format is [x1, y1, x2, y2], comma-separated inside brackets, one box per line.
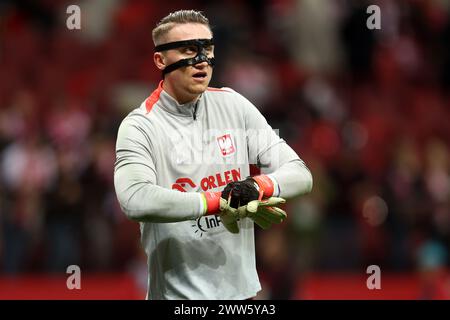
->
[266, 159, 313, 199]
[114, 171, 204, 223]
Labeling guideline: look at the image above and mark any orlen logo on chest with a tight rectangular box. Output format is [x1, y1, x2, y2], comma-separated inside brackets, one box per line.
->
[171, 168, 241, 192]
[172, 168, 242, 236]
[217, 134, 235, 157]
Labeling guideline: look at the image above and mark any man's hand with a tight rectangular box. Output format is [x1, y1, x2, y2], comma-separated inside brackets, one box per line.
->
[201, 174, 283, 233]
[237, 197, 287, 230]
[218, 197, 287, 233]
[218, 198, 240, 234]
[221, 178, 260, 208]
[221, 175, 277, 209]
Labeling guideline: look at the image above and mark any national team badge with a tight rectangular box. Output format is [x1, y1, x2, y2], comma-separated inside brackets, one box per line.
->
[217, 134, 235, 156]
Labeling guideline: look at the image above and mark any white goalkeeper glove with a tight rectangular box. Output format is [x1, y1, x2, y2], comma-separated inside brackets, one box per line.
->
[237, 197, 287, 230]
[218, 198, 240, 234]
[201, 193, 287, 233]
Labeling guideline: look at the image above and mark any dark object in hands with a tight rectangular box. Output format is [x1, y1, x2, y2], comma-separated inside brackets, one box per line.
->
[221, 178, 260, 208]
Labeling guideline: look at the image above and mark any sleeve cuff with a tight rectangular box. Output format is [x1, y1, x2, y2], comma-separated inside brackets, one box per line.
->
[198, 193, 207, 217]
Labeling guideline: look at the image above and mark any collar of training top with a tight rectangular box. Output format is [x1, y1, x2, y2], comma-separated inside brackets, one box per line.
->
[155, 38, 215, 76]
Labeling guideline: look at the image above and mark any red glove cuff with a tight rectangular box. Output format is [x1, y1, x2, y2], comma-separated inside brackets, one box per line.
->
[202, 192, 221, 215]
[252, 175, 274, 199]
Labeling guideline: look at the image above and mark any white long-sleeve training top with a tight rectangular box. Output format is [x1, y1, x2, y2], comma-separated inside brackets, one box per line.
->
[114, 81, 312, 300]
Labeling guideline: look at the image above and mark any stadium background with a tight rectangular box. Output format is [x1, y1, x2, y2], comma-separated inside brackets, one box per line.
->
[0, 0, 449, 299]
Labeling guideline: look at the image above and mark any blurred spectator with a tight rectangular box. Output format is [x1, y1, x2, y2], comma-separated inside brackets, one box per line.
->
[417, 239, 450, 299]
[283, 0, 345, 75]
[42, 150, 83, 272]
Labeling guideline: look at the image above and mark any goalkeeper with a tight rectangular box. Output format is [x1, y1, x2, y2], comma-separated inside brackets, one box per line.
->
[114, 10, 313, 300]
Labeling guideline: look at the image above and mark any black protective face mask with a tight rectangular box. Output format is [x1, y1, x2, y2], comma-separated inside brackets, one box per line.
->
[154, 38, 215, 76]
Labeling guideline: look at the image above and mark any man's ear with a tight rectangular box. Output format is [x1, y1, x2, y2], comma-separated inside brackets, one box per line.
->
[154, 52, 166, 71]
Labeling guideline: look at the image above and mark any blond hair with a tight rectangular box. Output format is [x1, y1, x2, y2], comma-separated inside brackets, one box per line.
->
[152, 10, 212, 46]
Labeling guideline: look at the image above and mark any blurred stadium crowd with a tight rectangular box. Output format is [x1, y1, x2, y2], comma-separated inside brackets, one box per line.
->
[0, 0, 449, 299]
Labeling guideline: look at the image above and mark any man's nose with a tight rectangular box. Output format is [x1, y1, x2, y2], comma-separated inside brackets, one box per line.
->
[194, 60, 208, 68]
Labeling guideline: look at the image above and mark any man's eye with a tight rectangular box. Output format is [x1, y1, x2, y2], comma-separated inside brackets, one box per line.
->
[183, 47, 196, 54]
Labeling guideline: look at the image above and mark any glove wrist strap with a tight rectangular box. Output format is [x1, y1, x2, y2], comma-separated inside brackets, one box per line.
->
[201, 192, 221, 215]
[252, 175, 275, 198]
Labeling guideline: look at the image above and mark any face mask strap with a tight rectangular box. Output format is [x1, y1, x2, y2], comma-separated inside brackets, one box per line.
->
[155, 38, 215, 76]
[154, 38, 214, 52]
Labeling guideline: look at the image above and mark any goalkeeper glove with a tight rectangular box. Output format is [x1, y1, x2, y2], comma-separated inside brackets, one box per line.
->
[201, 175, 279, 233]
[221, 175, 277, 208]
[201, 192, 240, 233]
[201, 193, 286, 233]
[237, 197, 287, 230]
[218, 198, 240, 234]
